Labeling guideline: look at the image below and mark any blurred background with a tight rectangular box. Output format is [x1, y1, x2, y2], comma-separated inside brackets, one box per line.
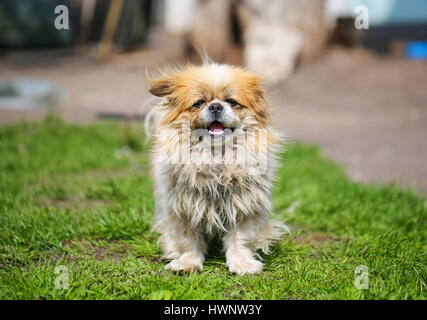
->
[0, 0, 426, 194]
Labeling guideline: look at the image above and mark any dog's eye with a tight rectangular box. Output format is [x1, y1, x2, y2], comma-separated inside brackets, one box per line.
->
[192, 100, 205, 108]
[225, 99, 238, 107]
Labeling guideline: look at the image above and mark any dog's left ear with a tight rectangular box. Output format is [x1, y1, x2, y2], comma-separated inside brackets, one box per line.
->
[149, 77, 175, 97]
[242, 73, 271, 124]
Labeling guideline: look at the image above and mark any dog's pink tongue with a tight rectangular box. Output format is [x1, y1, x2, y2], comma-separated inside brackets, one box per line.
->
[209, 122, 225, 135]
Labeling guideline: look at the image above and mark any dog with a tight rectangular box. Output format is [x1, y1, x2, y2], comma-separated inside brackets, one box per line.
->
[145, 62, 288, 274]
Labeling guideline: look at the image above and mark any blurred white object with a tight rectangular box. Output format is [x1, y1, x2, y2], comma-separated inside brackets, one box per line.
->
[164, 0, 196, 34]
[244, 22, 303, 83]
[239, 0, 327, 83]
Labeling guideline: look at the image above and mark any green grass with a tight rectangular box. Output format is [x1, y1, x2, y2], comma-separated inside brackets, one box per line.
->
[0, 115, 426, 300]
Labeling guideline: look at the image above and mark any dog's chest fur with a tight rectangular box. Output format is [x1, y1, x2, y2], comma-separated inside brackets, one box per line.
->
[154, 144, 274, 234]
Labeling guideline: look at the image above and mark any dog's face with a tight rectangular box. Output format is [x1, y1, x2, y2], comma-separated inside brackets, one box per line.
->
[149, 64, 270, 145]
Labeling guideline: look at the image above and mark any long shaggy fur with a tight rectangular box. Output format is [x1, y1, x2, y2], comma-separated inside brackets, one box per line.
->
[146, 62, 288, 274]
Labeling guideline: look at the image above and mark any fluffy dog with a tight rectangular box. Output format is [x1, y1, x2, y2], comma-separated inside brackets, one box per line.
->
[146, 62, 288, 274]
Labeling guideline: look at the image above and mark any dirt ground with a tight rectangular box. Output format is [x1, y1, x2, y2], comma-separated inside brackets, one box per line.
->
[1, 47, 426, 195]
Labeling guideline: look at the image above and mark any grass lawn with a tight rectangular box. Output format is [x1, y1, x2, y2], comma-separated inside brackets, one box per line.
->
[0, 115, 426, 300]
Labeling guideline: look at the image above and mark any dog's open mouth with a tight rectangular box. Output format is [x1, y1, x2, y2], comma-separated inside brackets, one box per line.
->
[208, 121, 234, 136]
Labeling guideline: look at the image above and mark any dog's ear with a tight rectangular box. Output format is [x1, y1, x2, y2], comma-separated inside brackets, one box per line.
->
[149, 77, 175, 97]
[236, 72, 271, 124]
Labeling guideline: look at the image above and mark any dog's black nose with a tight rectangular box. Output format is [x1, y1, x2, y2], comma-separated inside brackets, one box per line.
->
[209, 103, 223, 114]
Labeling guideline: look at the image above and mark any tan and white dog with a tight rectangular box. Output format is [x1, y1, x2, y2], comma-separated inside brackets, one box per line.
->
[145, 62, 288, 274]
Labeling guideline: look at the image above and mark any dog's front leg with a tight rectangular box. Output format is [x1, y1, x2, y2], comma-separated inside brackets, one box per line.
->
[162, 216, 206, 273]
[223, 226, 263, 275]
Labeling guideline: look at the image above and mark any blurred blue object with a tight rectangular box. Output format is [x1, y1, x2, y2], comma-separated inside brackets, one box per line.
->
[406, 41, 427, 60]
[0, 79, 63, 110]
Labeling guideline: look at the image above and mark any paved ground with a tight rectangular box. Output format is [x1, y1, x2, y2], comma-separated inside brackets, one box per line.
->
[270, 48, 427, 195]
[1, 47, 426, 195]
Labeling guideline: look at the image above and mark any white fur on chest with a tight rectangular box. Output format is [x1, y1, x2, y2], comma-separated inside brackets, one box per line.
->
[152, 131, 278, 235]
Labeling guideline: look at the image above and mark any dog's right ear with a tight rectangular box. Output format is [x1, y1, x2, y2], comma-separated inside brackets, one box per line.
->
[149, 77, 175, 97]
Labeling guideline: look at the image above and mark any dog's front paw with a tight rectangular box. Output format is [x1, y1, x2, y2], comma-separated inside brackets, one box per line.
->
[227, 257, 263, 275]
[164, 252, 203, 273]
